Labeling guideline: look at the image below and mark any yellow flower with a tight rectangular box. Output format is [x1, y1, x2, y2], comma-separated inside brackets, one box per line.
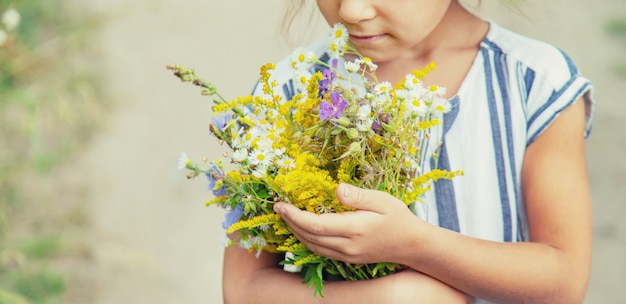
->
[226, 214, 282, 234]
[294, 253, 324, 266]
[205, 195, 227, 207]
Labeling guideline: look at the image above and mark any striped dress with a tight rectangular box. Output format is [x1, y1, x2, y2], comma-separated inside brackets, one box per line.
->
[256, 21, 596, 303]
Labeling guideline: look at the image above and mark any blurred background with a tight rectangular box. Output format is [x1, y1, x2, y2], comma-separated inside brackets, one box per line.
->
[0, 0, 624, 303]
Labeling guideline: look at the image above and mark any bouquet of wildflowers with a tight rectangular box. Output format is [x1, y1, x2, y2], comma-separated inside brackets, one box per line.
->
[169, 24, 462, 296]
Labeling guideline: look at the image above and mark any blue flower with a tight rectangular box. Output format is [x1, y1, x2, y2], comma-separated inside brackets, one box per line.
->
[222, 204, 244, 230]
[211, 113, 232, 132]
[205, 166, 227, 196]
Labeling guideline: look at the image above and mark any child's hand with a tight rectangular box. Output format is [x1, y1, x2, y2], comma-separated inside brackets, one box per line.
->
[273, 183, 424, 265]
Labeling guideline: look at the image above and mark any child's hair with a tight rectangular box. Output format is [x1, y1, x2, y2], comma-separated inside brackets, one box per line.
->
[281, 0, 316, 44]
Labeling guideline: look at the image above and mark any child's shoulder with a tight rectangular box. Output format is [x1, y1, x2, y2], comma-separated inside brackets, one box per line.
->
[482, 21, 581, 84]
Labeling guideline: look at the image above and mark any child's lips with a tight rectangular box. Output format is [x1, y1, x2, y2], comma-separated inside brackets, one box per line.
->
[349, 33, 386, 43]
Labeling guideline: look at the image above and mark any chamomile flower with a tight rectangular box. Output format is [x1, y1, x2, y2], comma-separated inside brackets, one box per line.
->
[273, 147, 286, 157]
[373, 82, 392, 96]
[428, 84, 447, 97]
[326, 40, 345, 59]
[276, 156, 296, 170]
[356, 119, 374, 131]
[221, 235, 232, 248]
[240, 236, 267, 258]
[357, 104, 372, 120]
[232, 127, 252, 149]
[431, 97, 452, 115]
[329, 23, 349, 47]
[251, 164, 268, 178]
[177, 152, 191, 170]
[403, 156, 421, 172]
[249, 125, 268, 140]
[232, 149, 248, 163]
[231, 136, 247, 149]
[249, 149, 273, 167]
[406, 97, 428, 117]
[344, 61, 361, 73]
[293, 70, 312, 92]
[289, 47, 316, 71]
[355, 57, 378, 71]
[256, 137, 274, 151]
[404, 74, 424, 90]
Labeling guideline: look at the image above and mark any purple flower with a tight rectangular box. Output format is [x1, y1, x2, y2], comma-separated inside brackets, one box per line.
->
[319, 68, 334, 95]
[205, 166, 227, 196]
[211, 113, 232, 132]
[222, 204, 244, 230]
[319, 91, 347, 121]
[372, 112, 390, 134]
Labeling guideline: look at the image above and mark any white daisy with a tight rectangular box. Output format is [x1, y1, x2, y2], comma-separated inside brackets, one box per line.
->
[357, 104, 372, 120]
[329, 23, 349, 47]
[326, 40, 344, 59]
[249, 125, 268, 140]
[403, 74, 423, 90]
[248, 149, 273, 167]
[239, 236, 267, 258]
[251, 164, 268, 178]
[344, 61, 361, 73]
[232, 128, 252, 149]
[372, 94, 389, 107]
[273, 147, 286, 157]
[356, 119, 374, 131]
[403, 156, 420, 172]
[373, 82, 392, 96]
[431, 97, 452, 115]
[289, 47, 316, 71]
[231, 136, 248, 149]
[177, 152, 191, 170]
[355, 57, 378, 71]
[276, 156, 296, 170]
[406, 97, 428, 117]
[256, 137, 274, 151]
[232, 149, 248, 163]
[293, 70, 312, 92]
[428, 84, 447, 97]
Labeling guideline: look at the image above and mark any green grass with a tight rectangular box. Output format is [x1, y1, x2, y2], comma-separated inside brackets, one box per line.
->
[0, 1, 105, 302]
[606, 16, 626, 78]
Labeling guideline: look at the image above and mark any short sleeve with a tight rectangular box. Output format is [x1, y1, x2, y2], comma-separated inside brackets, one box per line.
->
[525, 51, 596, 145]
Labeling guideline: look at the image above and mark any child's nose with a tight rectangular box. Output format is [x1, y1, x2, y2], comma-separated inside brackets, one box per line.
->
[338, 0, 376, 24]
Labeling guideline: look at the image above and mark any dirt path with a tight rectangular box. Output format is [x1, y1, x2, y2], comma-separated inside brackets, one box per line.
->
[67, 1, 625, 303]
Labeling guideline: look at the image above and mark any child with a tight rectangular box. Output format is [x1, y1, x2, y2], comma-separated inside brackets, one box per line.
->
[222, 1, 595, 303]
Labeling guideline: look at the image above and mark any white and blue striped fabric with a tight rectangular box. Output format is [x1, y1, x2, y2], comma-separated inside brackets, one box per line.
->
[256, 20, 596, 302]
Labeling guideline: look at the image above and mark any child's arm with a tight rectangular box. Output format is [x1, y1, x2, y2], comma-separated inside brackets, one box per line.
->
[222, 243, 469, 303]
[413, 98, 592, 303]
[274, 98, 592, 303]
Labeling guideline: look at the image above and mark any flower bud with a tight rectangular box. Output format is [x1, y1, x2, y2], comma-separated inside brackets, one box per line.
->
[337, 142, 361, 160]
[334, 116, 351, 127]
[346, 128, 359, 139]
